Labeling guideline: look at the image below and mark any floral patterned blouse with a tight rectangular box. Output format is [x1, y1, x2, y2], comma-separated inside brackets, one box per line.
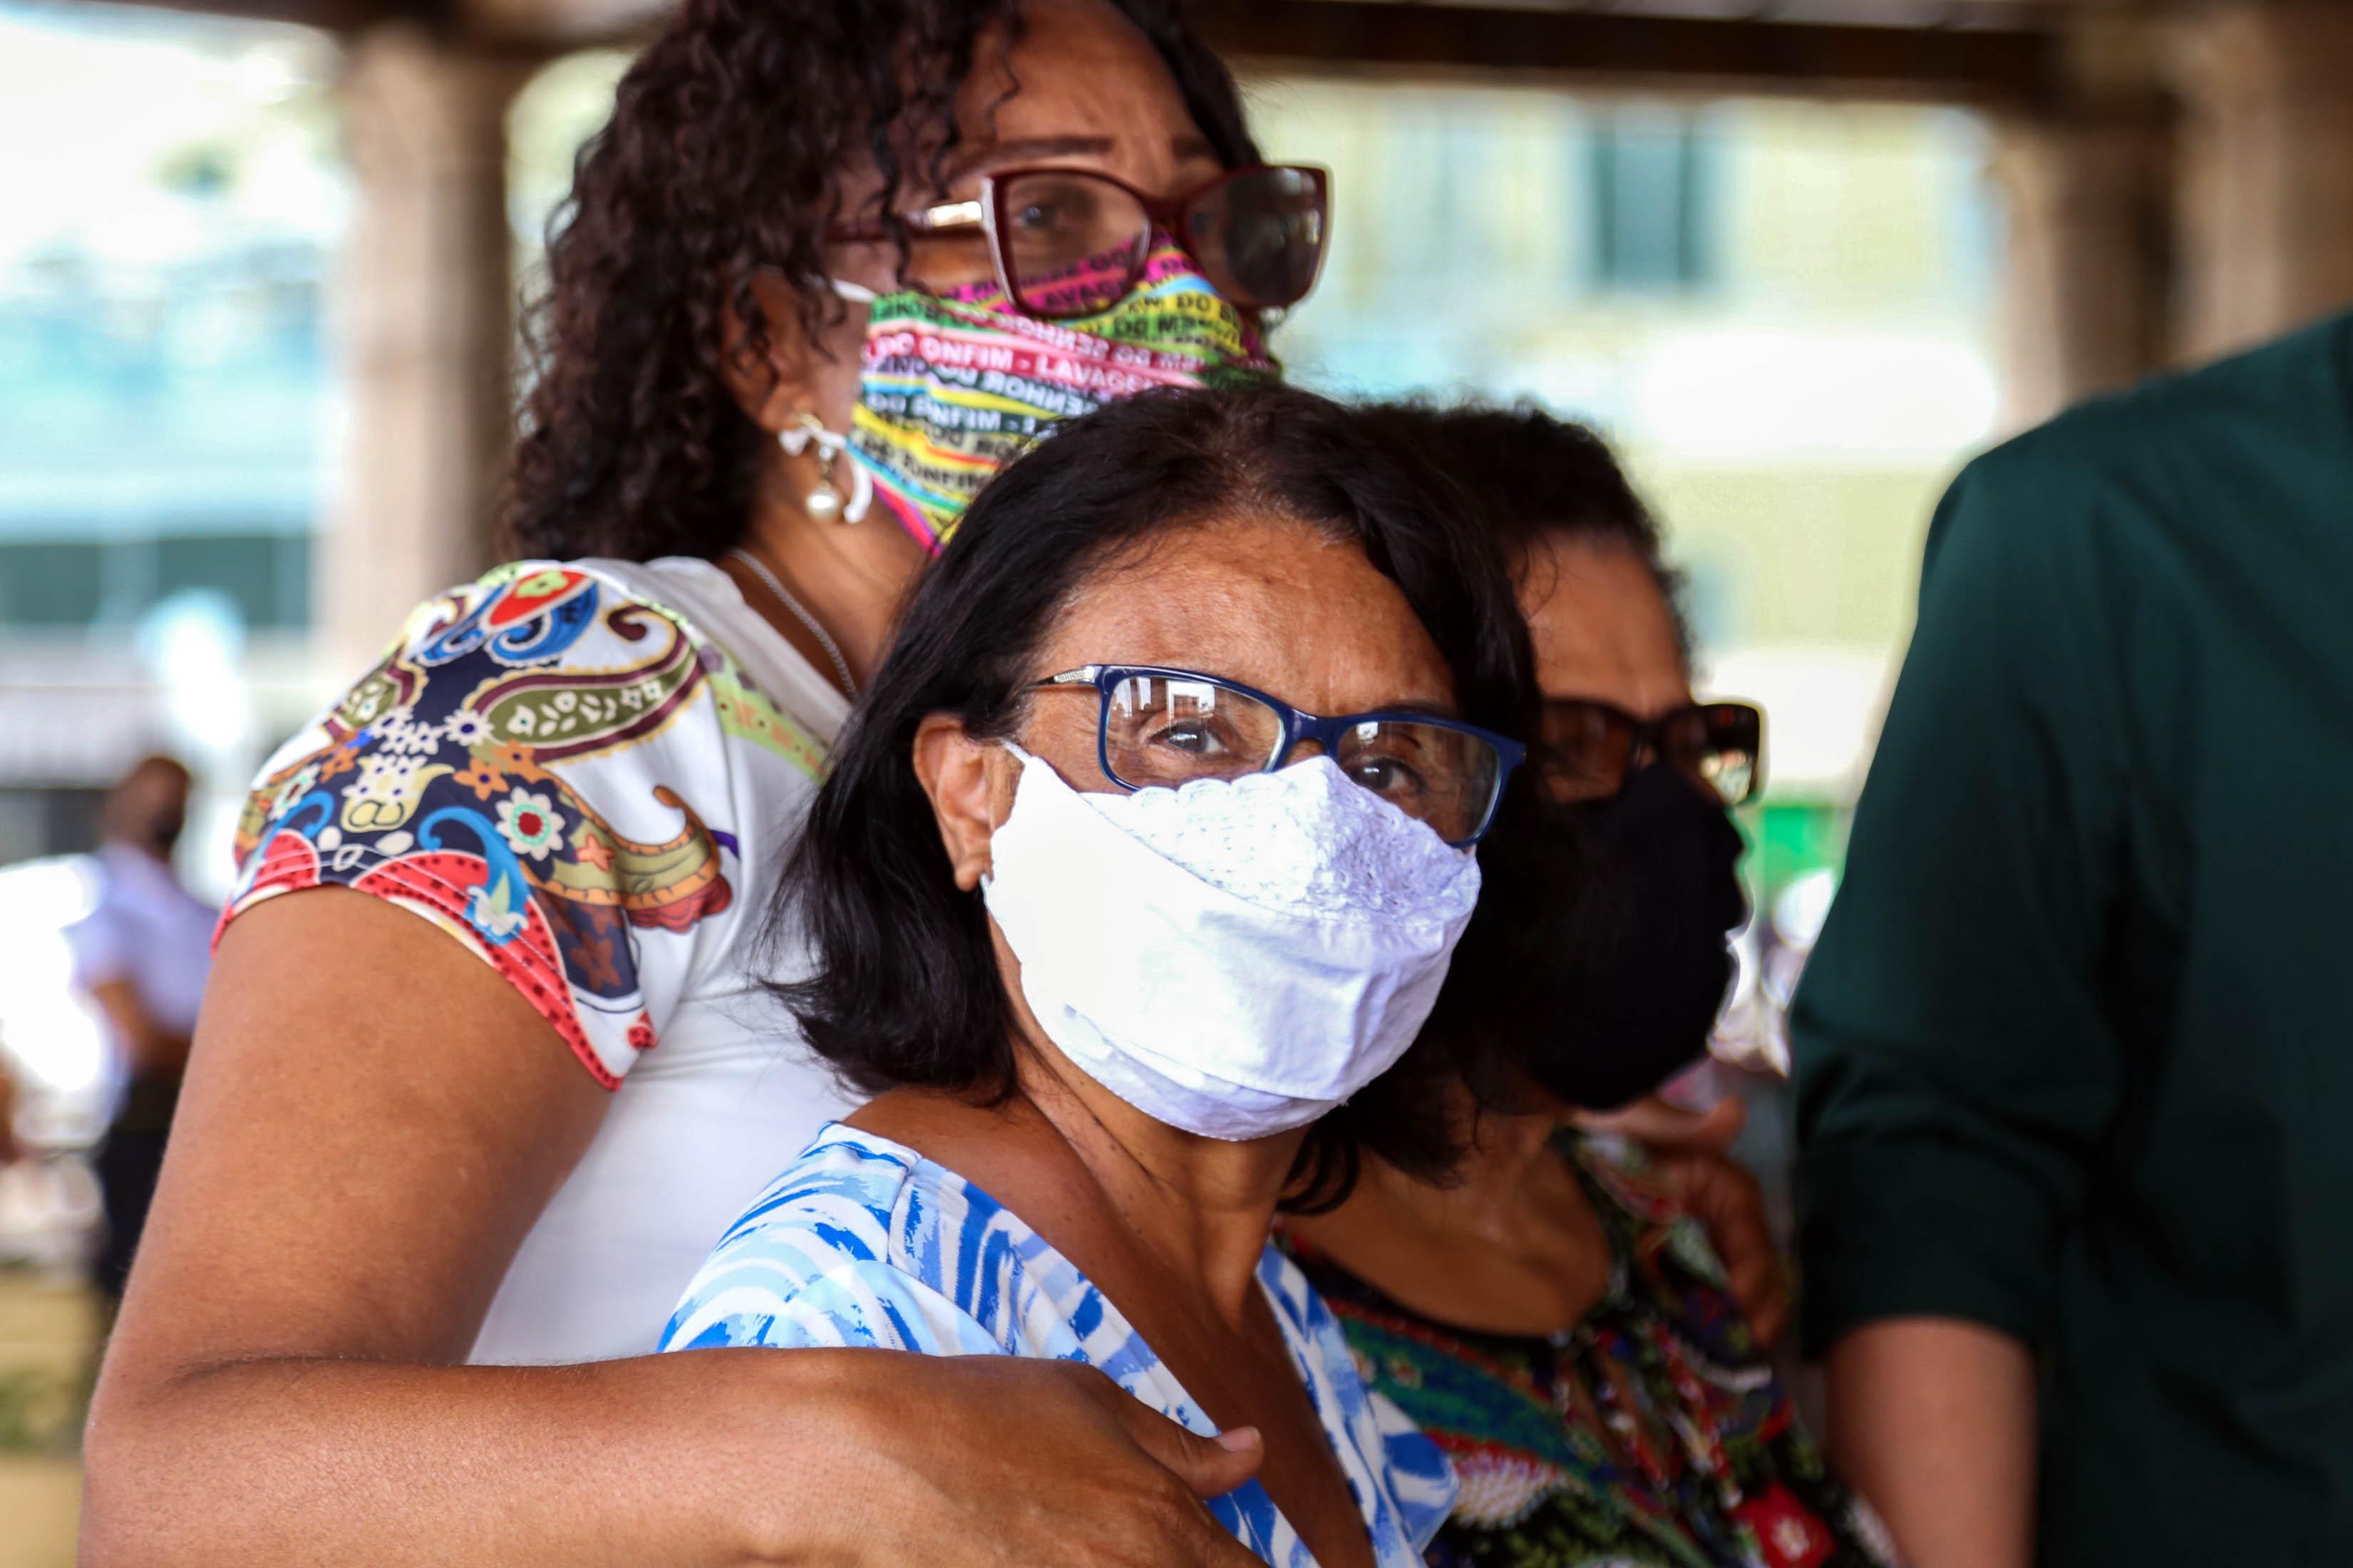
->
[1284, 1142, 1903, 1568]
[221, 557, 862, 1363]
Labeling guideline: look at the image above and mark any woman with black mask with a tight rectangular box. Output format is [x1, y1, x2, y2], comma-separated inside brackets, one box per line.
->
[1282, 404, 1900, 1568]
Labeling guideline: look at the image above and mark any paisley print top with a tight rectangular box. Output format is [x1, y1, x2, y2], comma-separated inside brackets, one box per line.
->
[1284, 1144, 1903, 1568]
[222, 557, 863, 1364]
[227, 557, 837, 1084]
[662, 1123, 1460, 1568]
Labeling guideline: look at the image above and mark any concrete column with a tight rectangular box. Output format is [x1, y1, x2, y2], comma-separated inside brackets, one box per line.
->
[322, 27, 537, 677]
[1989, 108, 2173, 430]
[2170, 1, 2353, 363]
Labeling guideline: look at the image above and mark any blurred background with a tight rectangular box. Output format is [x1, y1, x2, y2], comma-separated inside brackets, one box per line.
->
[3, 0, 2349, 1557]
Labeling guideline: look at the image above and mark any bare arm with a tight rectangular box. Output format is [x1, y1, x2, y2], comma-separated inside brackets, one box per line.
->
[1824, 1318, 2037, 1568]
[84, 889, 1263, 1568]
[84, 978, 192, 1078]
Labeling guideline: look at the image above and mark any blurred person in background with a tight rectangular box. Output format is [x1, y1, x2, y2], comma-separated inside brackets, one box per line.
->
[83, 3, 1315, 1564]
[0, 1050, 21, 1168]
[1796, 309, 2353, 1568]
[63, 754, 210, 1309]
[1282, 406, 1898, 1568]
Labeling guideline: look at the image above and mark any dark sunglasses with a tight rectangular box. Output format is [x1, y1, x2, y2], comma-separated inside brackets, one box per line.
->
[830, 164, 1330, 321]
[1534, 698, 1764, 807]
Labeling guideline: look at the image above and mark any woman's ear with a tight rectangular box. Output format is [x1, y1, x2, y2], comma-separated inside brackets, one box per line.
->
[912, 715, 1014, 891]
[719, 269, 864, 435]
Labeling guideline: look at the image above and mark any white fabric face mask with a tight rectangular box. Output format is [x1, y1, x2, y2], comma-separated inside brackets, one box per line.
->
[980, 745, 1483, 1141]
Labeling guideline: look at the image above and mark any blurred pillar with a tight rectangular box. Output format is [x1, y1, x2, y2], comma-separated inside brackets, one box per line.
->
[1989, 16, 2173, 429]
[324, 27, 537, 677]
[2170, 0, 2353, 362]
[1992, 114, 2171, 429]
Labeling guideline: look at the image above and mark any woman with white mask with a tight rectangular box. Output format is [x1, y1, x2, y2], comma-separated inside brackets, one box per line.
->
[86, 4, 1322, 1563]
[663, 384, 1535, 1568]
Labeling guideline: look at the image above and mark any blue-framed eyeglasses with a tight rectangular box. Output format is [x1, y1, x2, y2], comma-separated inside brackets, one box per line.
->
[1032, 664, 1525, 847]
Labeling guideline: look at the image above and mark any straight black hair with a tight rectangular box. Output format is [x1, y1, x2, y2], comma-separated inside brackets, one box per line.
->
[1360, 400, 1692, 666]
[1363, 400, 1692, 1111]
[767, 383, 1535, 1205]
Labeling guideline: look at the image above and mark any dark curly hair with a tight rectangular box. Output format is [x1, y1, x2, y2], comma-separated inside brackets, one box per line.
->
[769, 384, 1536, 1209]
[505, 0, 1259, 563]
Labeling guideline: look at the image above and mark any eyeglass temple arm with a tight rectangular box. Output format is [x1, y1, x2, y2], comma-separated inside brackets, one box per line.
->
[830, 198, 986, 245]
[914, 199, 984, 232]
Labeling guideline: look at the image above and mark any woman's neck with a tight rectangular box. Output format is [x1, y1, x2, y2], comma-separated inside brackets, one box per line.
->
[1362, 1085, 1575, 1247]
[731, 468, 930, 689]
[1014, 1051, 1302, 1330]
[1283, 1080, 1611, 1338]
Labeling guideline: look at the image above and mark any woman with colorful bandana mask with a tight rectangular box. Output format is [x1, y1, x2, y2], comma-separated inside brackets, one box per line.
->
[821, 167, 1304, 550]
[84, 4, 1316, 1565]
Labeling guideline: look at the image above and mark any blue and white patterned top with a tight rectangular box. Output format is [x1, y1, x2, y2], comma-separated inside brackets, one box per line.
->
[663, 1123, 1457, 1567]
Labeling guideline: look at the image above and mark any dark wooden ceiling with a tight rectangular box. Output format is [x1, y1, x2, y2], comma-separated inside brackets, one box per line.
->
[1195, 1, 2076, 108]
[93, 0, 2128, 109]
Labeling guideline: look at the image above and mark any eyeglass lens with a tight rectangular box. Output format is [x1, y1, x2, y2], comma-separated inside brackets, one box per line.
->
[1179, 167, 1325, 310]
[997, 172, 1155, 317]
[1536, 701, 1759, 805]
[1000, 167, 1324, 320]
[1103, 674, 1497, 842]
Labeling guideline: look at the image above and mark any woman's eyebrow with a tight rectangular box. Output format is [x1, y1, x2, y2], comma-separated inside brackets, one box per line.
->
[943, 135, 1116, 183]
[1351, 698, 1461, 721]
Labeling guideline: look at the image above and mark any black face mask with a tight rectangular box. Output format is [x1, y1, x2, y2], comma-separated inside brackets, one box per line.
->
[1450, 761, 1746, 1113]
[1540, 761, 1747, 1108]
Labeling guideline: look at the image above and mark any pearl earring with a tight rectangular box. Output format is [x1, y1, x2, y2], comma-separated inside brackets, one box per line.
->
[778, 412, 872, 525]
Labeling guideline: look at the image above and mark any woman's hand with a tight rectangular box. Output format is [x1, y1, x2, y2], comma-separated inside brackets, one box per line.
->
[768, 1353, 1267, 1567]
[1575, 1095, 1790, 1348]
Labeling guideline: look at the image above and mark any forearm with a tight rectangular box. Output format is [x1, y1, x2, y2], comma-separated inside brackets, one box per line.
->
[1824, 1318, 2037, 1568]
[120, 1031, 192, 1079]
[85, 980, 192, 1078]
[82, 1348, 869, 1568]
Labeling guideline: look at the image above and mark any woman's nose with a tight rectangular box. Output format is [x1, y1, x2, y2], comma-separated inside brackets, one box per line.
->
[1280, 738, 1327, 768]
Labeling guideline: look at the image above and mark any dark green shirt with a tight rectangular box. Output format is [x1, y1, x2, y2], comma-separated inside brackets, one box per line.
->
[1793, 312, 2353, 1567]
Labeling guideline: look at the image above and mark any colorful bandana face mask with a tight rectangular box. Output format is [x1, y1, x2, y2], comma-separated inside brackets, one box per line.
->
[840, 239, 1280, 553]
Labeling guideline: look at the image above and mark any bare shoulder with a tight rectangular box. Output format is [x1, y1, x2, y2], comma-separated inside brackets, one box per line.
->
[845, 1086, 1054, 1195]
[845, 1086, 1118, 1261]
